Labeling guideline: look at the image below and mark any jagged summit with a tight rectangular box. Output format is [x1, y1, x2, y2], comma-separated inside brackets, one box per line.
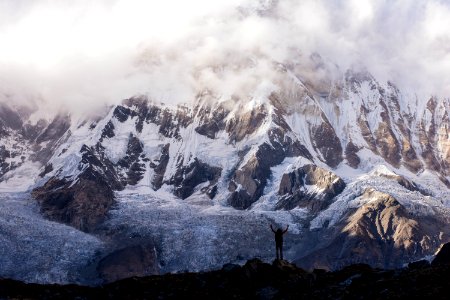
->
[1, 67, 450, 284]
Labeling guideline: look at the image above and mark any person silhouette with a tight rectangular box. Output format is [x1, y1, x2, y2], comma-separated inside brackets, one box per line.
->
[270, 224, 289, 260]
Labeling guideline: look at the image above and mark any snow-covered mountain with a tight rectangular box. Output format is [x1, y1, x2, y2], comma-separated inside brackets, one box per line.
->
[1, 65, 450, 283]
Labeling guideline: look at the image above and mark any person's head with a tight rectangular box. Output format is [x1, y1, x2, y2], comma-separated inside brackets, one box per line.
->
[276, 229, 282, 234]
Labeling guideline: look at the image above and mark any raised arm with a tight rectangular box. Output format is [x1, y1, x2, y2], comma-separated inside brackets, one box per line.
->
[270, 224, 276, 233]
[282, 225, 289, 234]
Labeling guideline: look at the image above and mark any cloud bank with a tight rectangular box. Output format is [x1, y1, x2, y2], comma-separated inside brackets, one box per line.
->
[0, 0, 449, 115]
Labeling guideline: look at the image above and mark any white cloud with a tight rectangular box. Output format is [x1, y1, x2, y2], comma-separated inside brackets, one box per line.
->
[0, 0, 449, 115]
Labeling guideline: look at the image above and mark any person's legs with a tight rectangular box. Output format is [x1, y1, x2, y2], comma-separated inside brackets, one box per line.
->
[280, 246, 283, 260]
[276, 245, 280, 260]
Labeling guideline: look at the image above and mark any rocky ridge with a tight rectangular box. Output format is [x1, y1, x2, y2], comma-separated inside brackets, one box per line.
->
[1, 66, 450, 280]
[2, 242, 450, 299]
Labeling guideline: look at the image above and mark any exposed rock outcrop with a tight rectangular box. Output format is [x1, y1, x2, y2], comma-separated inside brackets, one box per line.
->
[32, 144, 121, 232]
[97, 244, 159, 283]
[226, 105, 267, 143]
[228, 142, 285, 209]
[143, 102, 193, 139]
[32, 176, 115, 232]
[194, 104, 228, 139]
[374, 101, 402, 167]
[78, 144, 123, 190]
[150, 143, 170, 190]
[298, 190, 447, 270]
[30, 115, 71, 165]
[373, 169, 429, 195]
[345, 141, 361, 168]
[276, 164, 346, 212]
[168, 158, 221, 199]
[0, 144, 26, 179]
[228, 105, 312, 210]
[310, 120, 343, 168]
[100, 121, 115, 139]
[116, 135, 146, 186]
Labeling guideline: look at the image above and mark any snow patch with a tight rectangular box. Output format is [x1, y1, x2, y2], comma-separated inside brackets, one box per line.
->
[0, 162, 42, 192]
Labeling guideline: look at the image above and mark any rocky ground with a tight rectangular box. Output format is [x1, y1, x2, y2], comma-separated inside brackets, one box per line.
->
[2, 243, 450, 299]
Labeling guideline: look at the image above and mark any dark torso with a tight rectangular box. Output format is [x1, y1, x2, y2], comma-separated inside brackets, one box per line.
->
[275, 232, 283, 245]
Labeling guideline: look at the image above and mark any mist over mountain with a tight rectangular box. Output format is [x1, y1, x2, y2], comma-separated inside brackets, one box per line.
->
[1, 0, 450, 287]
[1, 0, 450, 114]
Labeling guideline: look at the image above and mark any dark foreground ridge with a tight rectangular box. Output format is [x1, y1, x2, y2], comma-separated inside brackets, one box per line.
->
[1, 258, 450, 300]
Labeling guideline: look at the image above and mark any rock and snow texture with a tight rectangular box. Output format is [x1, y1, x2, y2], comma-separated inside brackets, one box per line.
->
[40, 70, 450, 215]
[1, 65, 450, 282]
[0, 193, 103, 284]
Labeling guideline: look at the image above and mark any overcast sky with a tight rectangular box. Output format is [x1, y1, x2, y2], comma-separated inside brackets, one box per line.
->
[0, 0, 449, 114]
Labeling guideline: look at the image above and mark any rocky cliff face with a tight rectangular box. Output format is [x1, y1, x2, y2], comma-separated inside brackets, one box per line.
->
[32, 176, 115, 233]
[299, 189, 448, 270]
[19, 71, 450, 213]
[0, 104, 70, 185]
[1, 65, 450, 281]
[276, 164, 346, 212]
